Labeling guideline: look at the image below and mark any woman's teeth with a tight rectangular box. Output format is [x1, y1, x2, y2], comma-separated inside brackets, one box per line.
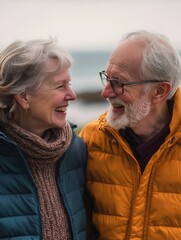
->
[55, 107, 67, 112]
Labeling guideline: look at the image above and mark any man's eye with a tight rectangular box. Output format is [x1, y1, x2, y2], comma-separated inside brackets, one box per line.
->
[111, 80, 123, 87]
[116, 81, 124, 87]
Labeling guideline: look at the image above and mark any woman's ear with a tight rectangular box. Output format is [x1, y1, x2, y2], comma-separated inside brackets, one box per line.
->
[14, 92, 29, 110]
[152, 82, 172, 103]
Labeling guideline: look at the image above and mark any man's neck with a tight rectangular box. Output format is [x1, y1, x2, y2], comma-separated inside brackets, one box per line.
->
[131, 102, 170, 142]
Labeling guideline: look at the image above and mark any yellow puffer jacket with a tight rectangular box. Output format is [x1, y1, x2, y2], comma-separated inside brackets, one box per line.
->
[80, 88, 181, 240]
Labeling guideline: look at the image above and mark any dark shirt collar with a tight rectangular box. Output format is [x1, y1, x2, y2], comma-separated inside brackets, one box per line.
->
[119, 99, 173, 172]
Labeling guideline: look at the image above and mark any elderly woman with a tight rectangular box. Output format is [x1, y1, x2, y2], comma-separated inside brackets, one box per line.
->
[0, 38, 87, 239]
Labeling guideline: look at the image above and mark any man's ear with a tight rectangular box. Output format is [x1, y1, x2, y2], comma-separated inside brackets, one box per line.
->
[14, 92, 30, 110]
[152, 82, 172, 103]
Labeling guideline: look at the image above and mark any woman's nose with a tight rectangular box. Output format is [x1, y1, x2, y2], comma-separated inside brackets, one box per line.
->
[66, 88, 77, 101]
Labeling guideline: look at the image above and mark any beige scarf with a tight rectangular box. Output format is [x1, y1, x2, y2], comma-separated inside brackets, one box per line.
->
[3, 121, 73, 240]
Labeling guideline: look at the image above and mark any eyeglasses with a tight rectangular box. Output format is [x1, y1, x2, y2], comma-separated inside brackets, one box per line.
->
[99, 70, 169, 94]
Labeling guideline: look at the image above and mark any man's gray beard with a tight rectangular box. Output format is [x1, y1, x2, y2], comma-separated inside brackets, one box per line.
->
[106, 94, 151, 130]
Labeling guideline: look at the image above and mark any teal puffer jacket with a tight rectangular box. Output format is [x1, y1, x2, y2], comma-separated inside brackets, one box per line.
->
[0, 124, 87, 240]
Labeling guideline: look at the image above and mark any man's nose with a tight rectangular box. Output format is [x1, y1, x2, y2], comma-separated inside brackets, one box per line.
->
[101, 82, 117, 99]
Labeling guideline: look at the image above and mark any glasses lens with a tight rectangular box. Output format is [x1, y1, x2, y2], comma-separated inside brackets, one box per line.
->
[100, 72, 107, 86]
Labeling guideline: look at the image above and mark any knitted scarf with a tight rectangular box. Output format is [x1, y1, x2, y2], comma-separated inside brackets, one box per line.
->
[3, 121, 73, 240]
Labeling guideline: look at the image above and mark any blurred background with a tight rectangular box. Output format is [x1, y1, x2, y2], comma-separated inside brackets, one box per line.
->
[0, 0, 181, 129]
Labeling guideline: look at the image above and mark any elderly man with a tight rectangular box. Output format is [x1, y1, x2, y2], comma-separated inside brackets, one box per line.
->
[80, 30, 181, 239]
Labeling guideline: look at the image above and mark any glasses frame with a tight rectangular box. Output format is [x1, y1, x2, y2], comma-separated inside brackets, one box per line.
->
[99, 70, 169, 94]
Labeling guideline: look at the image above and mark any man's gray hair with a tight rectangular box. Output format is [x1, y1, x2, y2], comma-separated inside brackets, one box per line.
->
[120, 30, 181, 99]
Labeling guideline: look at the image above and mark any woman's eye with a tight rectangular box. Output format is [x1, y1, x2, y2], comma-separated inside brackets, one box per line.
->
[57, 83, 71, 89]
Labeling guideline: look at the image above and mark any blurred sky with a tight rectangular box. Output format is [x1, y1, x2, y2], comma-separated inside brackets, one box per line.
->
[1, 0, 181, 51]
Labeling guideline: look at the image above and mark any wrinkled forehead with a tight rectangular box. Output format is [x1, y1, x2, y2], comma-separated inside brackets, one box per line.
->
[110, 40, 145, 65]
[107, 40, 145, 76]
[108, 40, 145, 67]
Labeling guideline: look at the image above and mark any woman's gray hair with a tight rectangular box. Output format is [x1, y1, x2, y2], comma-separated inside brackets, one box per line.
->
[0, 38, 73, 123]
[120, 30, 181, 99]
